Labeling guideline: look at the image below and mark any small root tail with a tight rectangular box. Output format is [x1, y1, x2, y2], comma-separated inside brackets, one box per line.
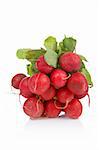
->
[36, 96, 42, 113]
[34, 73, 40, 93]
[10, 85, 18, 95]
[87, 93, 90, 107]
[54, 100, 69, 110]
[18, 94, 23, 107]
[63, 74, 71, 80]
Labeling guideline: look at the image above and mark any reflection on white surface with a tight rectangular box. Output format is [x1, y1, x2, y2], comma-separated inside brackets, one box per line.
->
[17, 115, 98, 150]
[25, 115, 84, 131]
[22, 117, 84, 147]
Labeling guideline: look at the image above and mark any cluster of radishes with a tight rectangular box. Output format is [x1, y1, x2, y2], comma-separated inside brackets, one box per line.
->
[11, 36, 93, 119]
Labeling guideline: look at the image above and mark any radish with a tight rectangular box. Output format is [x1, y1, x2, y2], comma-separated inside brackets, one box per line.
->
[14, 36, 93, 120]
[45, 100, 61, 118]
[50, 69, 68, 89]
[19, 77, 34, 98]
[59, 52, 81, 72]
[41, 85, 56, 101]
[57, 87, 74, 104]
[36, 55, 54, 74]
[74, 92, 88, 99]
[28, 73, 50, 95]
[67, 72, 88, 97]
[11, 73, 26, 89]
[23, 96, 44, 118]
[64, 98, 83, 119]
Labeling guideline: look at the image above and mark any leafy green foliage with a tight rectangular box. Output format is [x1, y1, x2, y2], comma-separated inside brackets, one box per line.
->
[27, 62, 38, 76]
[16, 49, 33, 59]
[44, 50, 58, 68]
[44, 36, 57, 51]
[80, 61, 86, 69]
[80, 54, 93, 87]
[81, 68, 93, 87]
[63, 36, 76, 52]
[16, 49, 45, 61]
[59, 42, 64, 51]
[16, 35, 93, 87]
[57, 42, 66, 55]
[79, 54, 88, 62]
[27, 64, 34, 76]
[57, 36, 77, 55]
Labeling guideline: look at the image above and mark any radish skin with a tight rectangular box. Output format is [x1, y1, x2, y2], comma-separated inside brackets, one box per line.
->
[50, 69, 68, 89]
[67, 72, 88, 96]
[28, 73, 50, 95]
[23, 96, 44, 118]
[64, 99, 83, 119]
[11, 73, 26, 89]
[57, 87, 74, 104]
[19, 77, 34, 98]
[41, 85, 56, 101]
[45, 100, 61, 118]
[59, 52, 81, 72]
[36, 55, 54, 74]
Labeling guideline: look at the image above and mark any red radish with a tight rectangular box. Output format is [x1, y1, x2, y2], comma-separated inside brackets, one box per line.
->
[45, 100, 61, 118]
[23, 96, 44, 118]
[36, 55, 54, 74]
[64, 98, 82, 119]
[41, 85, 56, 101]
[50, 69, 68, 89]
[57, 87, 74, 104]
[11, 73, 26, 89]
[19, 77, 34, 98]
[28, 73, 50, 95]
[67, 72, 88, 97]
[75, 92, 88, 99]
[59, 52, 81, 72]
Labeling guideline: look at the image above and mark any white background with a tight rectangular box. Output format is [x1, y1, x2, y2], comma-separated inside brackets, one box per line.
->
[0, 0, 99, 149]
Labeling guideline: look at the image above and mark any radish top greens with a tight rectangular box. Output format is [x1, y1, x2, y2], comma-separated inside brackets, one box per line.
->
[16, 35, 93, 87]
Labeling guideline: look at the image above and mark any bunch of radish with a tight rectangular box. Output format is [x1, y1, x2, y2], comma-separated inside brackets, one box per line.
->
[11, 36, 93, 119]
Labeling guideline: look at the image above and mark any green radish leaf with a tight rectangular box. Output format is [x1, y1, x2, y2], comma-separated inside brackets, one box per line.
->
[27, 64, 34, 76]
[79, 54, 88, 62]
[59, 42, 64, 50]
[63, 36, 76, 52]
[27, 63, 38, 76]
[44, 50, 58, 68]
[81, 61, 86, 69]
[81, 68, 93, 87]
[16, 49, 32, 59]
[44, 36, 57, 51]
[57, 43, 62, 55]
[57, 42, 68, 55]
[16, 49, 45, 60]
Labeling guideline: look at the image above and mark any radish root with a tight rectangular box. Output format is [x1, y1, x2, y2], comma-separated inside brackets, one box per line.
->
[34, 73, 40, 93]
[10, 85, 18, 95]
[63, 74, 71, 80]
[18, 94, 23, 107]
[87, 93, 90, 107]
[36, 97, 41, 112]
[54, 100, 69, 110]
